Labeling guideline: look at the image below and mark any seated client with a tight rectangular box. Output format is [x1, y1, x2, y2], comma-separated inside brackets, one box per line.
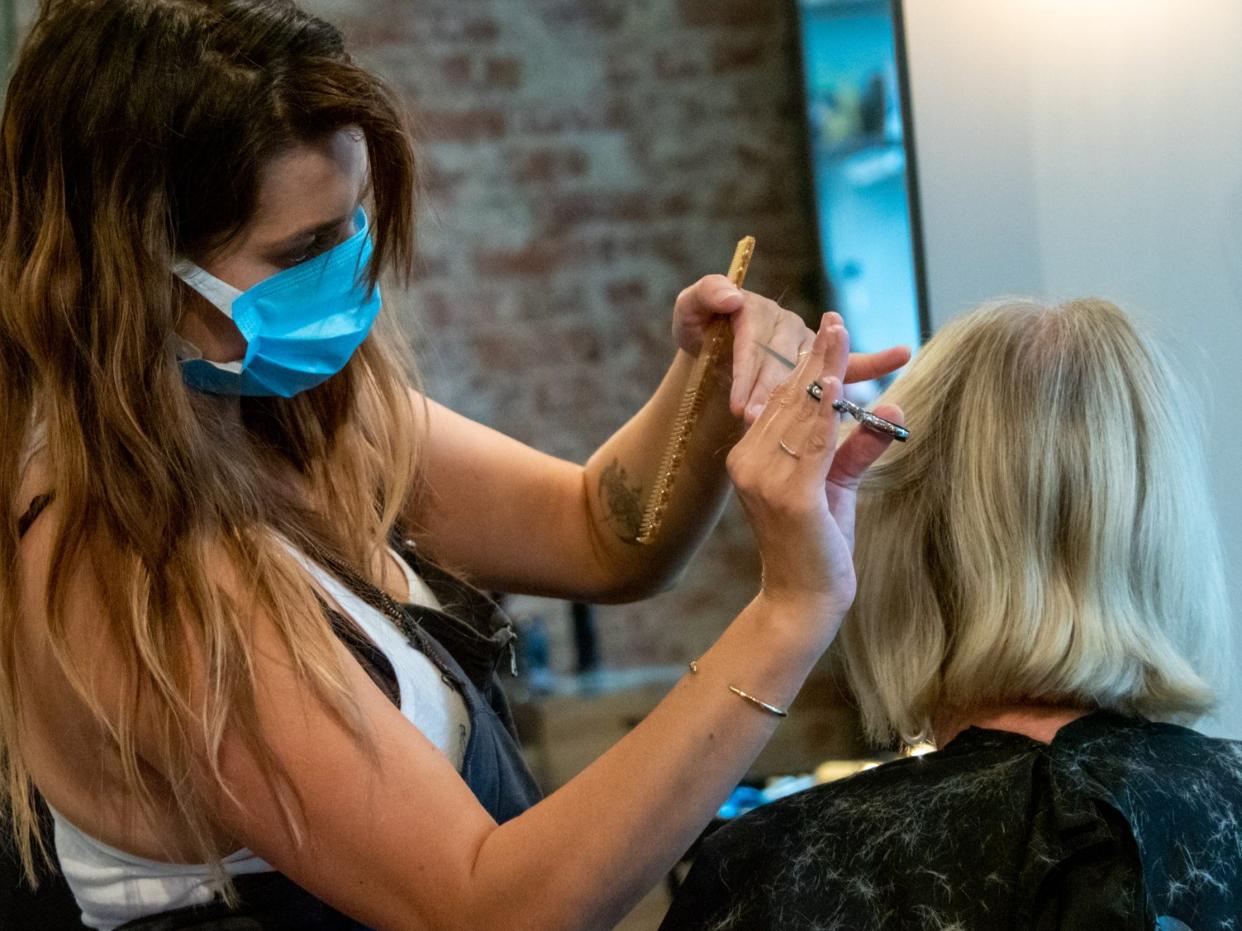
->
[661, 299, 1240, 930]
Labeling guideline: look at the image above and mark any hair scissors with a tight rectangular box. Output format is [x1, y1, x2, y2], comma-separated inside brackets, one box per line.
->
[755, 341, 910, 442]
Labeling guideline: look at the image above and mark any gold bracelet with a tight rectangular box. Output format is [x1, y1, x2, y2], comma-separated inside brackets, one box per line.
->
[687, 660, 789, 719]
[727, 684, 790, 718]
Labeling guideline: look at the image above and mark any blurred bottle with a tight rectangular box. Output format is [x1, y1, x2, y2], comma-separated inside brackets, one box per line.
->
[516, 614, 555, 692]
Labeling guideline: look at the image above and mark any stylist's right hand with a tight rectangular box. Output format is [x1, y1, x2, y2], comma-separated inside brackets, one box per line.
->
[727, 312, 905, 642]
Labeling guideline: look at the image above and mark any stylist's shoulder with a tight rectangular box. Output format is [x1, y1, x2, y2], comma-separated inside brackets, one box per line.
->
[15, 485, 263, 760]
[13, 476, 132, 729]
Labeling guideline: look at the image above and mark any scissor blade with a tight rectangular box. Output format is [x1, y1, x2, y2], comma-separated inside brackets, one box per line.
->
[755, 341, 797, 370]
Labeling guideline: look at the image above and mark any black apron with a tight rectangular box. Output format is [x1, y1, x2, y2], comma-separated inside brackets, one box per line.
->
[13, 494, 543, 930]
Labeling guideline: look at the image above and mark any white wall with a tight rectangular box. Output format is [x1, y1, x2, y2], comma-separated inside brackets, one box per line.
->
[903, 0, 1242, 737]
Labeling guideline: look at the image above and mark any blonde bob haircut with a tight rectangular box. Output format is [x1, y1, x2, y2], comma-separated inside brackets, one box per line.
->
[837, 298, 1231, 746]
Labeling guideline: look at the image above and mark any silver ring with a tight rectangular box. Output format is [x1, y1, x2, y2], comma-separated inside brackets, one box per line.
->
[778, 439, 802, 460]
[806, 381, 824, 403]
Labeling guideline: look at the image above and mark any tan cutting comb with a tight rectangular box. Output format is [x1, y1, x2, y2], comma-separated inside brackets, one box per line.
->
[636, 236, 756, 545]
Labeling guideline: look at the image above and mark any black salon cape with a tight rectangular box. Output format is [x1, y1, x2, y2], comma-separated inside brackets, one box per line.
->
[661, 712, 1242, 931]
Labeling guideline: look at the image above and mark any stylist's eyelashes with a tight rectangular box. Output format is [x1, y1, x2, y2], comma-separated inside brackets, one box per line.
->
[276, 216, 359, 268]
[278, 232, 336, 268]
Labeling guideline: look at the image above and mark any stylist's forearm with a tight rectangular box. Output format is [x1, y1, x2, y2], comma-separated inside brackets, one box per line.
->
[463, 315, 868, 931]
[582, 346, 740, 597]
[466, 594, 833, 931]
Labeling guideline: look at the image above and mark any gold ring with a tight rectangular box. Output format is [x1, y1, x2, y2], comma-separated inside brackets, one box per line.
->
[779, 439, 802, 460]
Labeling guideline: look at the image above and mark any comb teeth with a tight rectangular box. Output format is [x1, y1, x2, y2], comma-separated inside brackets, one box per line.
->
[637, 237, 756, 545]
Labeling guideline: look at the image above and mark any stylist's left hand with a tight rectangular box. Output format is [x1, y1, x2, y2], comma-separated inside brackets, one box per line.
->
[673, 275, 913, 426]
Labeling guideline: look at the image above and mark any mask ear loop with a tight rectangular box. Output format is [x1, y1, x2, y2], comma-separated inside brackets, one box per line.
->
[170, 262, 247, 371]
[172, 260, 245, 319]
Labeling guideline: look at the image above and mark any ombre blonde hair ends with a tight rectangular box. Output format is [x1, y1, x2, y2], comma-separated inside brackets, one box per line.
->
[838, 299, 1231, 745]
[0, 0, 425, 887]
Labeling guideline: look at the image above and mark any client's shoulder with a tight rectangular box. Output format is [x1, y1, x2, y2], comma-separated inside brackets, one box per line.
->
[1053, 712, 1242, 828]
[1046, 712, 1242, 923]
[704, 729, 1043, 867]
[661, 739, 1043, 930]
[1053, 711, 1242, 789]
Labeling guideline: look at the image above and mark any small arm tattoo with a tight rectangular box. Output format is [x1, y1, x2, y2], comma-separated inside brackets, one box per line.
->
[600, 459, 643, 543]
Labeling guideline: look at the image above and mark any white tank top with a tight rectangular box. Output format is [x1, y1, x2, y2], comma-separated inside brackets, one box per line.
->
[53, 545, 471, 931]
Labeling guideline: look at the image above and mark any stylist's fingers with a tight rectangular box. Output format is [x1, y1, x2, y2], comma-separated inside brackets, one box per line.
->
[823, 313, 851, 386]
[758, 318, 850, 470]
[827, 402, 905, 493]
[675, 274, 744, 325]
[779, 318, 854, 481]
[733, 302, 815, 423]
[672, 274, 743, 358]
[825, 402, 905, 541]
[788, 374, 844, 480]
[844, 346, 911, 384]
[748, 312, 834, 448]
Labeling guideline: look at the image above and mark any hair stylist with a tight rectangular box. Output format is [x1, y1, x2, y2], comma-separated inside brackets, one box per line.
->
[1, 2, 908, 929]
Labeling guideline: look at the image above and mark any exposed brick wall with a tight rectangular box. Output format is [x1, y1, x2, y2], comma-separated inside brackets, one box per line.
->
[305, 0, 827, 672]
[16, 0, 827, 673]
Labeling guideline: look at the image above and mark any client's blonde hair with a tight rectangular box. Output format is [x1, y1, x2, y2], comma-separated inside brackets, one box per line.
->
[838, 298, 1230, 745]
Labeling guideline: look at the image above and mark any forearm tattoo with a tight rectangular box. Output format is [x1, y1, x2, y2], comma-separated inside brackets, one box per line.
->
[600, 459, 643, 543]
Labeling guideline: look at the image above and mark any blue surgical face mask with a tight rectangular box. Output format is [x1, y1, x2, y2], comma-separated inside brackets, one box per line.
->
[173, 206, 381, 398]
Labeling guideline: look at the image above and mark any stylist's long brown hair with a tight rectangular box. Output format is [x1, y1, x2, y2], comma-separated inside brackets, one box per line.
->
[0, 0, 423, 884]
